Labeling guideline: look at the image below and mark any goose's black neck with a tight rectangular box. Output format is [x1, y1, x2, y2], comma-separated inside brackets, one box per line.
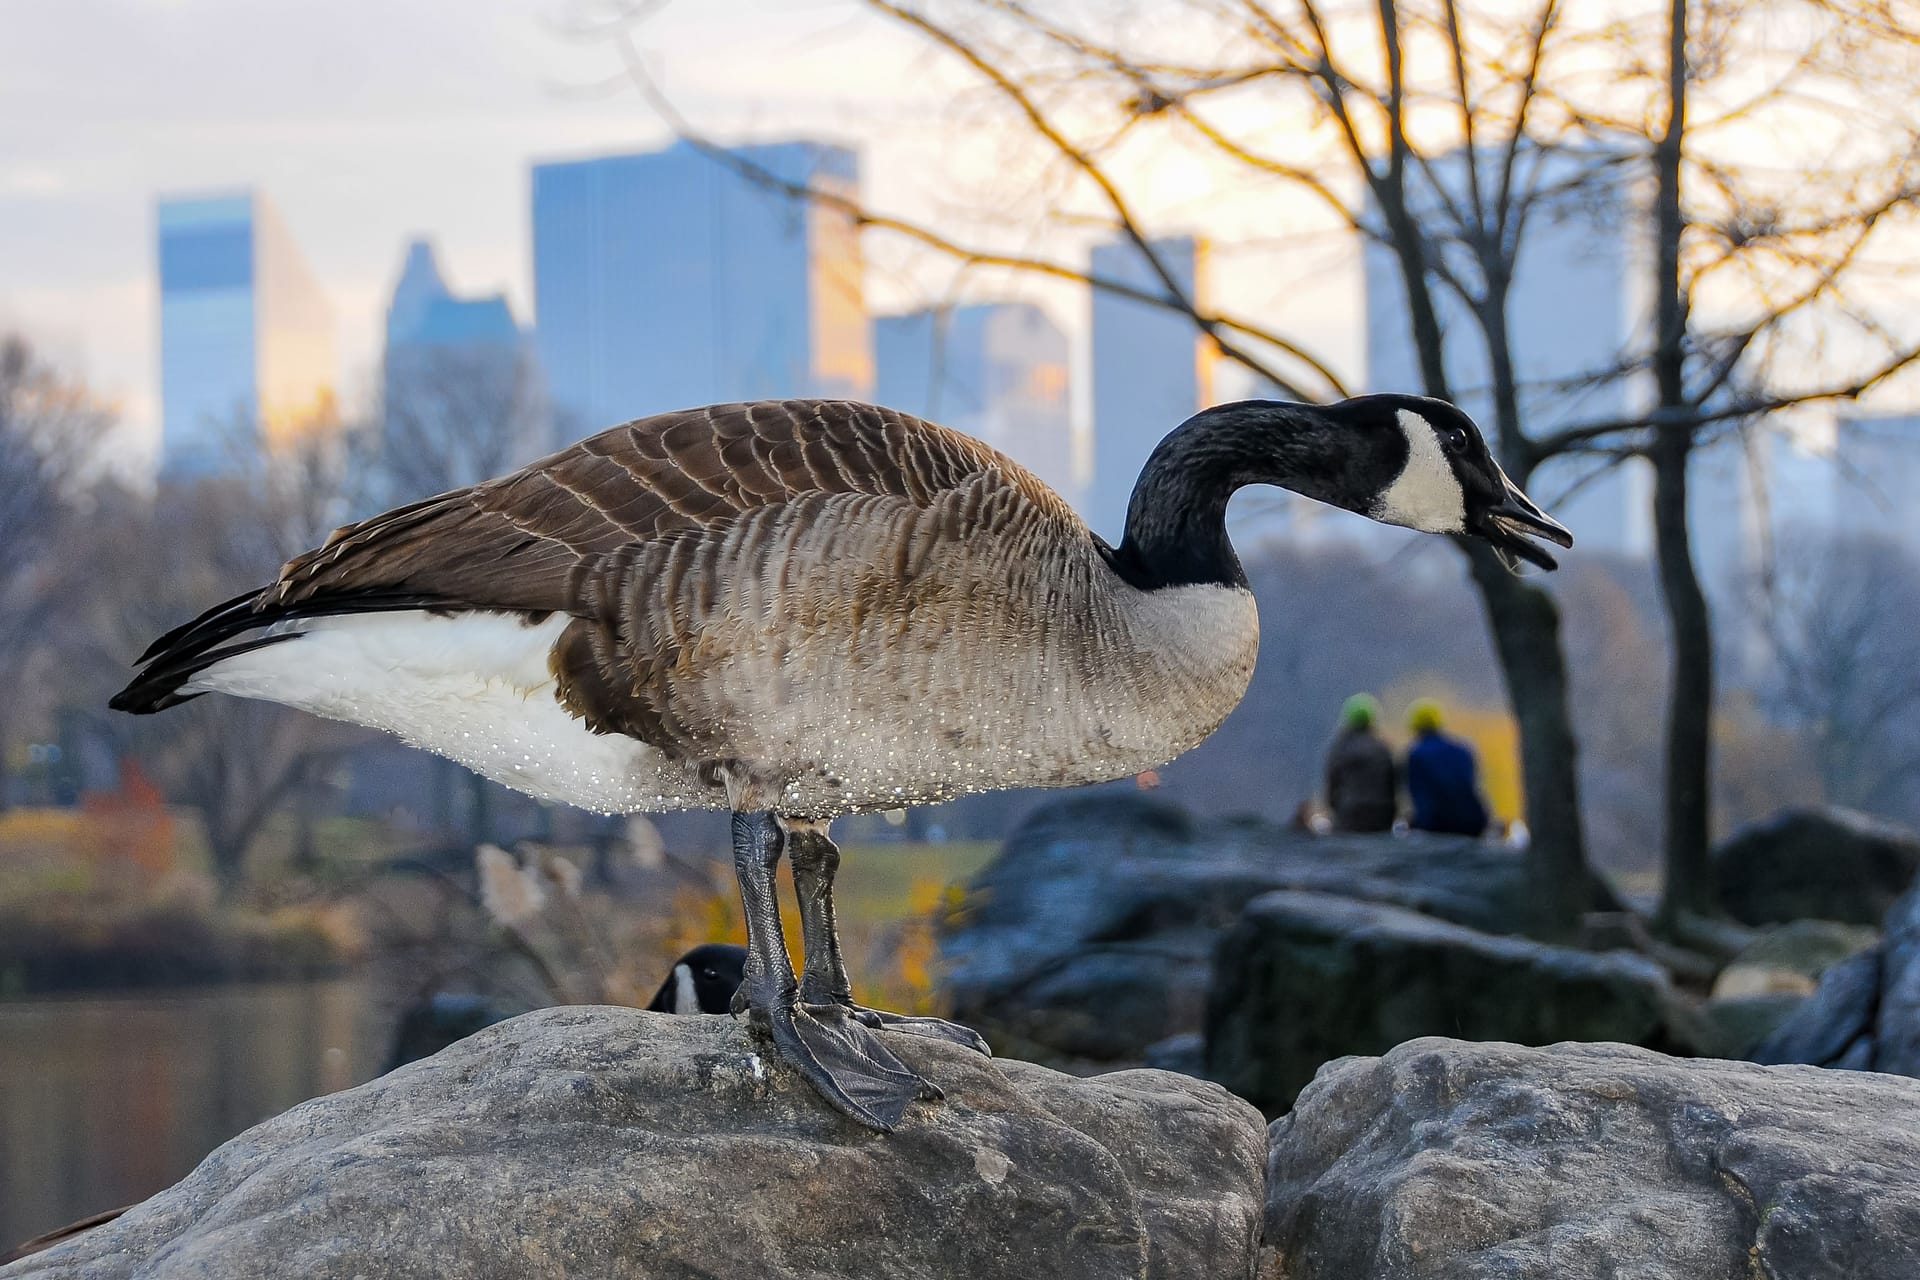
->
[1103, 401, 1339, 593]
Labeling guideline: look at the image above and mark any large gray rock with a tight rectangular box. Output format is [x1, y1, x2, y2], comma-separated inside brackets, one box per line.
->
[1264, 1038, 1920, 1280]
[2, 1007, 1265, 1280]
[941, 795, 1612, 1064]
[1753, 881, 1920, 1077]
[1714, 807, 1920, 927]
[1206, 892, 1679, 1114]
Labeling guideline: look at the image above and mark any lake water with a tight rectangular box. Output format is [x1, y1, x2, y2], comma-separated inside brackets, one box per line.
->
[0, 980, 388, 1249]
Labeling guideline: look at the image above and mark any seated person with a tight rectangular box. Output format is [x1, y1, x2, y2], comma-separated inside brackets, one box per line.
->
[1405, 699, 1490, 838]
[1324, 693, 1396, 833]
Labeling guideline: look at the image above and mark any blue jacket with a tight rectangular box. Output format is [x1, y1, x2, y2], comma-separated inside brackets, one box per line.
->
[1406, 732, 1490, 837]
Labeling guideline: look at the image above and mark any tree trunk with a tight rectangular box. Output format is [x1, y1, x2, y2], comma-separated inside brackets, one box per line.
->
[1652, 429, 1715, 922]
[1651, 0, 1716, 926]
[0, 711, 12, 814]
[207, 822, 249, 898]
[1465, 545, 1590, 938]
[468, 771, 494, 848]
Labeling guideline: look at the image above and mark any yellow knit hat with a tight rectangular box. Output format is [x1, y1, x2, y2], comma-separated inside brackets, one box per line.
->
[1408, 698, 1444, 734]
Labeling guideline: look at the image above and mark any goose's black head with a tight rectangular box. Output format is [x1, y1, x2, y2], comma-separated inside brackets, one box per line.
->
[1113, 394, 1573, 590]
[1316, 395, 1573, 572]
[645, 943, 747, 1015]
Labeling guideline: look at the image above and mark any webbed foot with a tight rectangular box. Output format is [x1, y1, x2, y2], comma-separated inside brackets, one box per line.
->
[751, 998, 940, 1131]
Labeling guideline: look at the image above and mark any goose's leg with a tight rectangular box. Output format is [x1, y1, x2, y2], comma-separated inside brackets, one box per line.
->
[787, 820, 991, 1056]
[728, 810, 933, 1130]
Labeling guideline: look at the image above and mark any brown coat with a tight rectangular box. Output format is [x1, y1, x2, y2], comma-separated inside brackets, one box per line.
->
[1325, 727, 1397, 833]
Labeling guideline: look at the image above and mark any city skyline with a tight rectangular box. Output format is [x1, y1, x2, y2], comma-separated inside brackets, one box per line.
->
[144, 160, 1868, 586]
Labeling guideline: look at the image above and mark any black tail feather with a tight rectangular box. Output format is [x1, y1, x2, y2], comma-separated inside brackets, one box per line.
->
[110, 632, 301, 714]
[112, 586, 463, 715]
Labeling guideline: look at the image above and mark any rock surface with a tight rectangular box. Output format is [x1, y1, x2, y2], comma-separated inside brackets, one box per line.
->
[1264, 1037, 1920, 1280]
[941, 794, 1613, 1064]
[1, 1007, 1266, 1280]
[1752, 881, 1920, 1077]
[1713, 807, 1920, 927]
[1206, 892, 1680, 1114]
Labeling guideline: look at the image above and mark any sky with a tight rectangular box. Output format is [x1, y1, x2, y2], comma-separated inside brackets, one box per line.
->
[0, 0, 1366, 466]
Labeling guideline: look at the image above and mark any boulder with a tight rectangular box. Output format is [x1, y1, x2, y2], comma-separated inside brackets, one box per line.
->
[1, 1007, 1266, 1280]
[1753, 881, 1920, 1077]
[1750, 950, 1882, 1069]
[1206, 891, 1679, 1114]
[1713, 807, 1920, 927]
[1264, 1038, 1920, 1280]
[1710, 918, 1879, 999]
[1883, 881, 1920, 1077]
[941, 794, 1613, 1064]
[1693, 992, 1806, 1058]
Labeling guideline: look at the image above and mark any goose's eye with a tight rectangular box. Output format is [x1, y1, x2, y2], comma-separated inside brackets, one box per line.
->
[1441, 425, 1468, 452]
[700, 968, 717, 980]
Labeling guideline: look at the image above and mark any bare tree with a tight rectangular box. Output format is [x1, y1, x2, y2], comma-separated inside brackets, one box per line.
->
[76, 427, 367, 892]
[1762, 533, 1920, 818]
[1511, 0, 1920, 927]
[0, 335, 110, 808]
[373, 342, 549, 506]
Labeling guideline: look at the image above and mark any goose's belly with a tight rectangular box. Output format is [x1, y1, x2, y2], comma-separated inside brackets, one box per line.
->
[718, 581, 1262, 816]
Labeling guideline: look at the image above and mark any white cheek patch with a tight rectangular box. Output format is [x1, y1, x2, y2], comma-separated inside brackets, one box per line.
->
[672, 963, 697, 1014]
[1372, 408, 1467, 533]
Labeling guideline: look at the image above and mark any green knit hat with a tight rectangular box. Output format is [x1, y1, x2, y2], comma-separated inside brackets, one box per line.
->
[1340, 693, 1382, 731]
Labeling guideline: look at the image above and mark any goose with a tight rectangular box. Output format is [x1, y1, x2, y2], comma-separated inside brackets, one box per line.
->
[112, 394, 1570, 1130]
[646, 943, 748, 1014]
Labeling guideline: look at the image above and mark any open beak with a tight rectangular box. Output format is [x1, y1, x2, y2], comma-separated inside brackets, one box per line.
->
[1476, 475, 1573, 574]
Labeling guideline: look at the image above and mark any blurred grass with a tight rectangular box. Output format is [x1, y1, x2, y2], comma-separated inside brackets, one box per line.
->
[828, 840, 996, 923]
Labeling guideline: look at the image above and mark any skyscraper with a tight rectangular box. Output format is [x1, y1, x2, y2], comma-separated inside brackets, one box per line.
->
[873, 302, 1079, 505]
[379, 238, 538, 500]
[1363, 147, 1647, 556]
[386, 239, 519, 355]
[1088, 236, 1213, 542]
[157, 191, 336, 475]
[531, 141, 871, 442]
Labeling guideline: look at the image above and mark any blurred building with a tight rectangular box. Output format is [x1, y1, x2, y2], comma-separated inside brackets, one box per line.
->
[531, 141, 871, 442]
[1363, 146, 1648, 558]
[1766, 427, 1836, 539]
[1088, 235, 1214, 543]
[873, 302, 1079, 505]
[377, 238, 541, 496]
[156, 190, 337, 476]
[386, 238, 519, 356]
[1834, 412, 1920, 553]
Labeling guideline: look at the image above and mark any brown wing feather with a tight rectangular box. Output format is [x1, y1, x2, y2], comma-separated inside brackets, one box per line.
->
[272, 399, 1074, 614]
